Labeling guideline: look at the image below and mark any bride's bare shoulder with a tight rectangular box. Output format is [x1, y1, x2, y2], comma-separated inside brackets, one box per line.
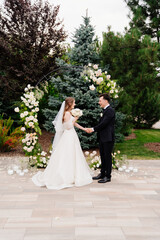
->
[64, 111, 71, 122]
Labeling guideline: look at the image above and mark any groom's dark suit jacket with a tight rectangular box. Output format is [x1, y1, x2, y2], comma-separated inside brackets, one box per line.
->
[94, 106, 115, 142]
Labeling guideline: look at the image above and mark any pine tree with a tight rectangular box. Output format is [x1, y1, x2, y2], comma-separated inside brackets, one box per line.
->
[101, 28, 160, 128]
[43, 59, 101, 149]
[69, 13, 100, 65]
[125, 0, 160, 43]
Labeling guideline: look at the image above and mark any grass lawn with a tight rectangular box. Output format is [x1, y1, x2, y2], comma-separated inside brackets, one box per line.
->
[115, 129, 160, 160]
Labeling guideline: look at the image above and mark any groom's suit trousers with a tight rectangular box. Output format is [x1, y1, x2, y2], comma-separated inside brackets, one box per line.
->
[99, 140, 114, 178]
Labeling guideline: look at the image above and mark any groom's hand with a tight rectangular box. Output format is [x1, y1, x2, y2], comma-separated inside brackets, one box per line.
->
[86, 128, 93, 133]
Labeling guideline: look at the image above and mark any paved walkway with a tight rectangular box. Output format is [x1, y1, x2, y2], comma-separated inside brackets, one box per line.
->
[0, 157, 160, 240]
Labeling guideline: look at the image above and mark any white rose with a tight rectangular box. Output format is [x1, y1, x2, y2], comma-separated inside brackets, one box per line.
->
[96, 77, 103, 84]
[29, 116, 34, 121]
[93, 77, 97, 82]
[20, 113, 25, 118]
[85, 151, 89, 156]
[14, 107, 19, 112]
[21, 127, 25, 131]
[33, 118, 38, 123]
[71, 108, 83, 117]
[24, 111, 28, 116]
[34, 102, 38, 107]
[28, 122, 34, 127]
[93, 64, 98, 70]
[89, 84, 95, 91]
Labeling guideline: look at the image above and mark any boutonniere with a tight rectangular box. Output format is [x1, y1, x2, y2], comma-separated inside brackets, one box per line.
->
[100, 113, 103, 117]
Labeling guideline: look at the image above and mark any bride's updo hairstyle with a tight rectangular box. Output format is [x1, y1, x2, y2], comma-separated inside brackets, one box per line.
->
[62, 97, 75, 122]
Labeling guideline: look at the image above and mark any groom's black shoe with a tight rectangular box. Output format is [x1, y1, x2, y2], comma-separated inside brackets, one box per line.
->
[92, 173, 104, 180]
[98, 177, 111, 183]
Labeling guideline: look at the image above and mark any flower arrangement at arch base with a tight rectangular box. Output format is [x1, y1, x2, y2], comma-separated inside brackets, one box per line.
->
[15, 83, 51, 168]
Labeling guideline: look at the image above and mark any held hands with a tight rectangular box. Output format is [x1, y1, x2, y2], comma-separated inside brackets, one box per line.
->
[84, 128, 94, 133]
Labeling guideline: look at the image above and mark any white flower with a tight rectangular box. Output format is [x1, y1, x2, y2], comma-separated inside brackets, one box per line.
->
[96, 164, 100, 167]
[24, 87, 28, 92]
[20, 113, 25, 118]
[85, 76, 88, 80]
[96, 77, 103, 84]
[26, 142, 31, 146]
[28, 122, 34, 127]
[41, 151, 47, 156]
[92, 151, 97, 155]
[117, 150, 120, 154]
[88, 63, 92, 67]
[27, 84, 31, 89]
[29, 116, 34, 121]
[107, 83, 110, 87]
[93, 77, 97, 82]
[71, 108, 83, 117]
[34, 102, 38, 107]
[21, 127, 25, 131]
[115, 89, 118, 93]
[89, 84, 95, 91]
[14, 107, 19, 112]
[22, 139, 26, 143]
[85, 151, 89, 156]
[107, 75, 111, 80]
[23, 146, 27, 150]
[93, 64, 98, 70]
[35, 107, 39, 112]
[110, 90, 114, 94]
[96, 69, 102, 77]
[24, 111, 28, 116]
[115, 94, 118, 98]
[105, 71, 108, 74]
[33, 118, 38, 123]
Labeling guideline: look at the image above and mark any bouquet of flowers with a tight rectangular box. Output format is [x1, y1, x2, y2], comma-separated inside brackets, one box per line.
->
[71, 108, 83, 118]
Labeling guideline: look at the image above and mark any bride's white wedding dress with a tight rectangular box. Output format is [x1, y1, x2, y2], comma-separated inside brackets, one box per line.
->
[32, 116, 93, 190]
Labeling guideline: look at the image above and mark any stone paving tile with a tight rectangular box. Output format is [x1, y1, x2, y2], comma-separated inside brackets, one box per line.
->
[0, 159, 160, 240]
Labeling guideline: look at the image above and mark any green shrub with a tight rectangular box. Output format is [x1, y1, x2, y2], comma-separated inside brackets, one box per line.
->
[0, 115, 24, 152]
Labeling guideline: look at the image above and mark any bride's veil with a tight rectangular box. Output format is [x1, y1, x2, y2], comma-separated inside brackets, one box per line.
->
[52, 101, 65, 150]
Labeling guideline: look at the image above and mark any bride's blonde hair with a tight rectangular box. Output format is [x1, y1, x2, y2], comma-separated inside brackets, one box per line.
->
[62, 97, 75, 122]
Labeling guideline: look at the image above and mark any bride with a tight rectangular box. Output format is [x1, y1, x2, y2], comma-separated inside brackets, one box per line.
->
[32, 97, 93, 190]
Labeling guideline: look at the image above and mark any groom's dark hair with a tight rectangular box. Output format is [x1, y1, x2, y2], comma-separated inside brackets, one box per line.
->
[99, 93, 110, 102]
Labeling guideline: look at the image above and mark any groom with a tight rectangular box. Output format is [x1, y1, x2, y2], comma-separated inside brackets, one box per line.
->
[87, 93, 115, 183]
